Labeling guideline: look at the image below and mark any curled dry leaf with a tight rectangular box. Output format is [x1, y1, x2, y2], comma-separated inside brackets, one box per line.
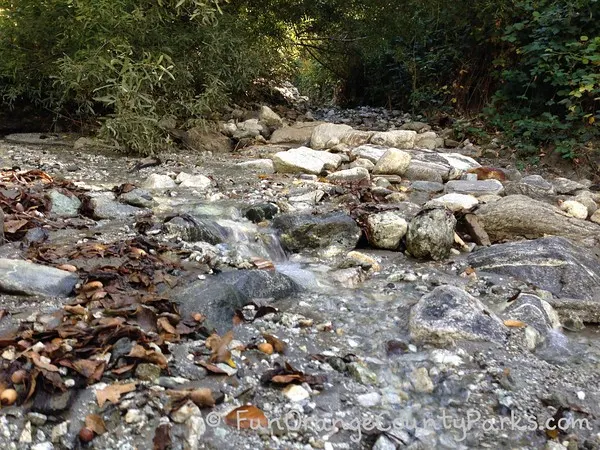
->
[85, 414, 107, 435]
[225, 405, 268, 429]
[82, 281, 103, 292]
[96, 382, 136, 408]
[263, 334, 286, 354]
[208, 331, 234, 365]
[128, 344, 168, 369]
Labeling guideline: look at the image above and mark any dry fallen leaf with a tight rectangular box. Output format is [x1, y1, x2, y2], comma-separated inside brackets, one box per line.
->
[208, 331, 234, 365]
[85, 414, 107, 435]
[225, 405, 268, 429]
[96, 383, 136, 407]
[153, 423, 172, 450]
[189, 388, 216, 408]
[128, 344, 168, 369]
[263, 334, 286, 354]
[504, 319, 527, 328]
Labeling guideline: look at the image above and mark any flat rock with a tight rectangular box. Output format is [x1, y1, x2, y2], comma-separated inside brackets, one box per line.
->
[372, 148, 412, 175]
[475, 195, 600, 245]
[310, 123, 353, 149]
[445, 179, 504, 196]
[270, 122, 322, 145]
[410, 181, 444, 193]
[236, 159, 275, 173]
[406, 208, 456, 260]
[173, 270, 299, 332]
[119, 188, 155, 208]
[438, 153, 481, 171]
[350, 145, 386, 163]
[425, 193, 478, 212]
[47, 190, 81, 218]
[273, 211, 361, 253]
[88, 194, 144, 220]
[552, 177, 587, 195]
[326, 167, 370, 183]
[468, 236, 600, 300]
[142, 174, 177, 189]
[370, 130, 416, 149]
[272, 147, 342, 174]
[504, 175, 555, 200]
[176, 173, 212, 190]
[403, 160, 447, 183]
[0, 259, 79, 297]
[409, 285, 508, 345]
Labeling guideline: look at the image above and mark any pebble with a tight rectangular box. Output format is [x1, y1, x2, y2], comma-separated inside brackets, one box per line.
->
[410, 367, 434, 393]
[125, 409, 145, 424]
[283, 385, 310, 402]
[50, 422, 68, 443]
[171, 401, 201, 424]
[356, 392, 382, 407]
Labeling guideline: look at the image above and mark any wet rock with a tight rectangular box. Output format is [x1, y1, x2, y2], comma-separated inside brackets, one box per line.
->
[23, 227, 49, 246]
[559, 200, 588, 219]
[444, 179, 504, 197]
[403, 160, 446, 183]
[468, 236, 600, 300]
[272, 147, 341, 174]
[410, 367, 434, 393]
[503, 293, 561, 337]
[414, 131, 439, 150]
[410, 181, 444, 193]
[344, 251, 381, 271]
[350, 145, 386, 163]
[347, 362, 378, 385]
[0, 259, 78, 297]
[552, 177, 586, 195]
[504, 175, 555, 200]
[88, 193, 144, 220]
[372, 148, 412, 175]
[173, 269, 299, 332]
[310, 123, 353, 149]
[119, 188, 155, 209]
[142, 173, 177, 189]
[425, 193, 478, 212]
[244, 203, 279, 223]
[371, 130, 417, 149]
[326, 167, 370, 183]
[273, 211, 361, 253]
[409, 285, 509, 345]
[236, 159, 275, 173]
[176, 173, 212, 190]
[47, 190, 81, 217]
[270, 122, 321, 145]
[475, 195, 600, 245]
[163, 216, 225, 244]
[406, 208, 456, 260]
[366, 212, 407, 250]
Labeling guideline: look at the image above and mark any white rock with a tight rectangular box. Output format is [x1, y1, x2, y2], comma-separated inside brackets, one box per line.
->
[591, 209, 600, 224]
[19, 422, 32, 444]
[350, 145, 386, 163]
[185, 415, 206, 450]
[310, 123, 353, 149]
[236, 159, 275, 173]
[258, 105, 283, 128]
[439, 153, 481, 171]
[288, 190, 325, 204]
[350, 158, 375, 171]
[171, 400, 201, 424]
[430, 349, 464, 367]
[426, 193, 479, 212]
[366, 212, 408, 250]
[373, 148, 412, 175]
[326, 167, 370, 183]
[32, 444, 55, 450]
[142, 173, 177, 189]
[414, 131, 439, 150]
[273, 147, 342, 174]
[283, 384, 310, 402]
[51, 422, 69, 443]
[371, 130, 417, 149]
[560, 200, 588, 219]
[357, 392, 382, 408]
[410, 367, 434, 393]
[125, 409, 145, 424]
[176, 173, 212, 190]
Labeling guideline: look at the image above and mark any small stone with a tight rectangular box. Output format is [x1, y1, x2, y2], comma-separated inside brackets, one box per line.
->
[47, 190, 81, 217]
[27, 413, 48, 426]
[171, 400, 201, 424]
[176, 173, 212, 190]
[406, 208, 456, 261]
[32, 444, 54, 450]
[326, 167, 370, 183]
[347, 362, 377, 385]
[345, 251, 381, 271]
[142, 173, 177, 189]
[356, 392, 381, 407]
[350, 158, 375, 171]
[559, 200, 588, 219]
[125, 409, 145, 424]
[185, 415, 206, 450]
[135, 363, 162, 382]
[366, 212, 408, 250]
[51, 421, 69, 443]
[425, 193, 478, 212]
[373, 434, 398, 450]
[19, 421, 32, 444]
[237, 159, 275, 173]
[410, 367, 434, 393]
[283, 385, 310, 402]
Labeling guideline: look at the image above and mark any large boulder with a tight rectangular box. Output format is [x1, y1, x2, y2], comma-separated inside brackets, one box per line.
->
[270, 122, 323, 145]
[365, 212, 408, 250]
[468, 236, 600, 300]
[372, 148, 412, 175]
[0, 259, 79, 297]
[310, 123, 353, 149]
[272, 147, 342, 174]
[185, 128, 232, 153]
[370, 130, 417, 149]
[406, 208, 457, 260]
[475, 195, 600, 246]
[273, 212, 361, 254]
[444, 180, 504, 197]
[173, 270, 299, 333]
[258, 106, 283, 129]
[409, 285, 509, 345]
[504, 175, 556, 200]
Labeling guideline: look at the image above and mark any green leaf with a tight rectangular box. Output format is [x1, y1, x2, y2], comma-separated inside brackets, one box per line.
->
[580, 36, 589, 42]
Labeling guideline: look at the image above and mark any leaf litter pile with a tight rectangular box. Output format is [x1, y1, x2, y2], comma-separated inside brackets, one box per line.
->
[0, 169, 327, 445]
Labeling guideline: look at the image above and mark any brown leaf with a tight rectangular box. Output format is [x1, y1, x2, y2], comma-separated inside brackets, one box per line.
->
[197, 361, 231, 375]
[4, 219, 28, 233]
[85, 414, 107, 435]
[96, 383, 136, 407]
[504, 319, 527, 328]
[157, 317, 176, 334]
[29, 352, 59, 372]
[153, 423, 172, 450]
[111, 364, 135, 375]
[208, 331, 234, 364]
[263, 334, 286, 354]
[128, 344, 168, 369]
[189, 388, 216, 408]
[271, 374, 304, 384]
[225, 405, 268, 429]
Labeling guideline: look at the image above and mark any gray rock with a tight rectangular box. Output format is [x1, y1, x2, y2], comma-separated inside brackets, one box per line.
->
[350, 145, 386, 163]
[88, 193, 144, 220]
[414, 131, 438, 150]
[119, 188, 155, 208]
[366, 212, 407, 250]
[326, 167, 370, 183]
[270, 122, 322, 145]
[0, 259, 78, 297]
[47, 190, 81, 217]
[409, 285, 509, 345]
[163, 216, 225, 244]
[258, 105, 283, 129]
[273, 147, 342, 174]
[400, 121, 431, 133]
[410, 181, 444, 193]
[142, 173, 177, 189]
[273, 211, 361, 253]
[185, 128, 232, 153]
[503, 293, 561, 336]
[373, 148, 412, 175]
[349, 158, 375, 171]
[135, 363, 162, 382]
[504, 175, 555, 200]
[552, 177, 587, 195]
[445, 179, 504, 196]
[0, 209, 4, 245]
[438, 153, 481, 171]
[475, 195, 600, 245]
[233, 118, 264, 139]
[236, 159, 275, 173]
[176, 173, 212, 190]
[173, 270, 299, 332]
[310, 123, 353, 149]
[425, 193, 478, 212]
[370, 130, 417, 149]
[406, 208, 457, 260]
[403, 160, 447, 183]
[468, 237, 600, 300]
